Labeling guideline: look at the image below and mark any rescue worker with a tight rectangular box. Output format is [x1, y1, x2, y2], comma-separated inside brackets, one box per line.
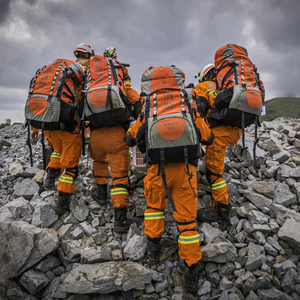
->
[73, 43, 94, 69]
[89, 46, 141, 233]
[124, 101, 214, 293]
[34, 60, 85, 214]
[195, 63, 242, 224]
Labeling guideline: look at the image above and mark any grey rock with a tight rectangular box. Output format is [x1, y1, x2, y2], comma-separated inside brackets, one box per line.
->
[20, 269, 50, 295]
[248, 210, 269, 224]
[274, 183, 297, 206]
[242, 190, 272, 209]
[271, 203, 300, 225]
[80, 221, 97, 236]
[272, 260, 297, 275]
[62, 261, 152, 294]
[6, 287, 37, 300]
[57, 223, 74, 240]
[24, 167, 40, 178]
[81, 246, 112, 263]
[31, 202, 58, 228]
[197, 280, 211, 296]
[253, 181, 275, 199]
[264, 242, 278, 256]
[70, 226, 85, 240]
[236, 203, 257, 218]
[257, 287, 292, 300]
[5, 197, 33, 218]
[260, 138, 283, 155]
[219, 276, 233, 291]
[60, 237, 95, 259]
[273, 150, 291, 163]
[0, 138, 12, 148]
[252, 231, 266, 245]
[201, 242, 237, 263]
[0, 221, 59, 279]
[124, 234, 148, 261]
[278, 218, 300, 252]
[245, 242, 265, 271]
[9, 163, 24, 176]
[34, 256, 61, 273]
[281, 165, 300, 179]
[266, 237, 285, 254]
[70, 199, 89, 222]
[293, 182, 300, 200]
[281, 268, 296, 293]
[199, 222, 222, 244]
[13, 179, 39, 200]
[246, 290, 259, 300]
[154, 279, 168, 293]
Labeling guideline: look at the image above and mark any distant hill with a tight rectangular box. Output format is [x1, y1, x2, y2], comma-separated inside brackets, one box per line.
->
[260, 97, 300, 122]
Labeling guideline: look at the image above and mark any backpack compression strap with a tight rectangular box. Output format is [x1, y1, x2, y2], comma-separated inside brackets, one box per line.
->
[160, 148, 177, 212]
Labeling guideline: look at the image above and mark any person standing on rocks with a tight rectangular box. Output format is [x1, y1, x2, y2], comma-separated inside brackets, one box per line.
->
[27, 59, 85, 215]
[195, 63, 242, 224]
[86, 47, 141, 233]
[125, 65, 214, 293]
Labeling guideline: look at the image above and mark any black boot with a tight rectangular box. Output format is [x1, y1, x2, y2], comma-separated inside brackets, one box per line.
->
[43, 167, 60, 189]
[198, 202, 232, 225]
[91, 184, 108, 205]
[51, 192, 71, 215]
[184, 261, 202, 293]
[114, 207, 134, 233]
[147, 237, 161, 264]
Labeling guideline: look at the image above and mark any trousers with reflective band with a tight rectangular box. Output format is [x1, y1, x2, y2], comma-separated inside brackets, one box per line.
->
[205, 125, 242, 205]
[89, 126, 130, 208]
[44, 130, 81, 193]
[143, 162, 202, 266]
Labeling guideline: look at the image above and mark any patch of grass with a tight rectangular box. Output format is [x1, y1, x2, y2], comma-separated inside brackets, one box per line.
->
[0, 123, 10, 129]
[260, 97, 300, 122]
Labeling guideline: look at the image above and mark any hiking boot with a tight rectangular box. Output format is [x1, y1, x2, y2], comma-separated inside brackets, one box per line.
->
[91, 184, 108, 205]
[198, 202, 232, 225]
[43, 167, 60, 189]
[51, 192, 71, 215]
[184, 261, 202, 293]
[147, 237, 161, 264]
[114, 207, 135, 233]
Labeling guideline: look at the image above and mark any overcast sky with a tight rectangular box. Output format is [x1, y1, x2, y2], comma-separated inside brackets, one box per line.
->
[0, 0, 299, 124]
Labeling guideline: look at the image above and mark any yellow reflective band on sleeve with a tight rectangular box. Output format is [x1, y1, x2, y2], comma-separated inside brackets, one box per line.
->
[125, 81, 131, 86]
[111, 188, 128, 196]
[144, 212, 164, 220]
[178, 234, 200, 245]
[51, 152, 61, 159]
[211, 180, 227, 190]
[59, 175, 74, 184]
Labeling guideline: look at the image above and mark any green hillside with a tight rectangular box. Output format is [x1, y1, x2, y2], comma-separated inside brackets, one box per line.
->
[260, 97, 300, 122]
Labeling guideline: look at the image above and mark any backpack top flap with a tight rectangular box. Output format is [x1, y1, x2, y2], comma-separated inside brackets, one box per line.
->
[141, 65, 185, 95]
[87, 55, 125, 93]
[215, 44, 250, 66]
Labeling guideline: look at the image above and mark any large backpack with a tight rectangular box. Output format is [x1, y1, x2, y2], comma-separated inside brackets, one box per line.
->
[209, 44, 263, 163]
[25, 59, 83, 132]
[25, 59, 83, 169]
[137, 65, 200, 211]
[83, 55, 132, 129]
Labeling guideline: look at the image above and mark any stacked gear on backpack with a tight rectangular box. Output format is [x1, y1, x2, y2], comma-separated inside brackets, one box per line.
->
[25, 59, 84, 169]
[83, 55, 133, 130]
[135, 65, 202, 211]
[207, 44, 264, 161]
[25, 59, 83, 132]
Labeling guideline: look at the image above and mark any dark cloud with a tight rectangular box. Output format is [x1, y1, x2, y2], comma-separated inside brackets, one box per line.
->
[0, 0, 299, 123]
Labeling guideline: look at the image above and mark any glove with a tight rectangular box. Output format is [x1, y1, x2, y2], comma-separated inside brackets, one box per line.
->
[196, 96, 209, 117]
[31, 131, 39, 141]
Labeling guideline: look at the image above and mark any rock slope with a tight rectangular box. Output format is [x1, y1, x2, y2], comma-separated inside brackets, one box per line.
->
[0, 117, 300, 300]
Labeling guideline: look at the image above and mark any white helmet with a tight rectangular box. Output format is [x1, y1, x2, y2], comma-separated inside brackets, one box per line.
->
[195, 63, 215, 82]
[103, 46, 117, 58]
[74, 43, 93, 57]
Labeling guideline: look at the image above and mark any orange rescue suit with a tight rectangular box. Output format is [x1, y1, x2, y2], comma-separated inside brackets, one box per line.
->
[195, 79, 242, 206]
[89, 87, 140, 208]
[127, 116, 214, 267]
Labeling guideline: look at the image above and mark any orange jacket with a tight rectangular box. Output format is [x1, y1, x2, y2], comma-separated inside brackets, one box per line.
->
[195, 79, 217, 110]
[75, 58, 90, 70]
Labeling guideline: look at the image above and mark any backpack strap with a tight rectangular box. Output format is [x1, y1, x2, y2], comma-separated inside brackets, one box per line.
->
[160, 148, 177, 212]
[26, 120, 33, 167]
[144, 95, 150, 169]
[28, 66, 46, 96]
[240, 111, 248, 158]
[253, 115, 259, 166]
[180, 90, 186, 116]
[48, 61, 65, 101]
[41, 122, 46, 170]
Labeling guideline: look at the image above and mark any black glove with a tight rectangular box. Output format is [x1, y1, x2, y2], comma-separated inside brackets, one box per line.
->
[124, 134, 136, 147]
[186, 83, 194, 89]
[196, 96, 209, 117]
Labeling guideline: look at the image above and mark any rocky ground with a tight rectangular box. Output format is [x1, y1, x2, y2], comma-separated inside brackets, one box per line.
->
[0, 117, 300, 300]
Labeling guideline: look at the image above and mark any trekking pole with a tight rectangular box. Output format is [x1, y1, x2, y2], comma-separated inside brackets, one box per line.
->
[26, 121, 33, 167]
[41, 123, 46, 170]
[253, 115, 259, 167]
